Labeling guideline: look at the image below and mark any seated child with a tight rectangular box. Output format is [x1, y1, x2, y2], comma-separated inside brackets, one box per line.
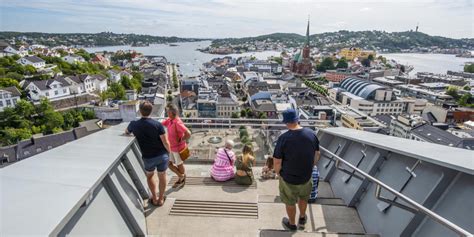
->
[261, 155, 276, 179]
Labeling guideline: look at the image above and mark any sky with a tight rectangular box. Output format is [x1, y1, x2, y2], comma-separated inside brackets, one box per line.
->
[0, 0, 473, 39]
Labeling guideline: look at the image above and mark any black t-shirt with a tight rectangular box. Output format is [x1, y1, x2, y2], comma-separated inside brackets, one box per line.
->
[127, 118, 167, 158]
[273, 127, 320, 185]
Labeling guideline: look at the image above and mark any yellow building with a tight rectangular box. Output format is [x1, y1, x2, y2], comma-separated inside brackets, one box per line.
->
[340, 108, 383, 131]
[339, 48, 376, 60]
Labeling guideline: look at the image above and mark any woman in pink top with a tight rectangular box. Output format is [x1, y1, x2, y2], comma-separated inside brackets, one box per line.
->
[210, 140, 236, 182]
[162, 104, 191, 188]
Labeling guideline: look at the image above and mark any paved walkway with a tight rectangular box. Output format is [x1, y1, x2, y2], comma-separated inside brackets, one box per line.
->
[144, 164, 372, 237]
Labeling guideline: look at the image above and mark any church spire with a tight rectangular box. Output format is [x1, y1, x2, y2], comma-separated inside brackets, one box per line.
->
[305, 16, 310, 46]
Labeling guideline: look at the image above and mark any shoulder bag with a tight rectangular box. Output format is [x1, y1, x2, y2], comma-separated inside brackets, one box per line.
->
[174, 120, 190, 161]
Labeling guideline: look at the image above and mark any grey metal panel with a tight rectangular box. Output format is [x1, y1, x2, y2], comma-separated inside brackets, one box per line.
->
[107, 162, 147, 235]
[0, 123, 139, 236]
[317, 134, 349, 181]
[125, 148, 150, 199]
[355, 153, 458, 237]
[323, 127, 474, 175]
[414, 173, 474, 237]
[59, 184, 133, 236]
[0, 177, 90, 236]
[329, 142, 384, 206]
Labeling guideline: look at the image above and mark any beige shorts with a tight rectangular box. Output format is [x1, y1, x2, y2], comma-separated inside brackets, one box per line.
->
[169, 152, 184, 166]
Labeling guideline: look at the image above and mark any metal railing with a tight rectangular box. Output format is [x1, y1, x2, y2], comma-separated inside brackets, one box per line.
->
[146, 117, 472, 236]
[319, 146, 473, 237]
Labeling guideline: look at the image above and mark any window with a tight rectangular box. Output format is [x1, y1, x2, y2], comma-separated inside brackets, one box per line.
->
[13, 99, 17, 105]
[45, 92, 49, 97]
[63, 89, 67, 93]
[0, 101, 3, 107]
[6, 100, 11, 106]
[0, 94, 3, 99]
[54, 90, 59, 95]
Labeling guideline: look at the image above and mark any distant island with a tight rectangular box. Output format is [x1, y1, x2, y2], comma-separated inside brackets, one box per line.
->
[203, 31, 474, 55]
[0, 31, 206, 47]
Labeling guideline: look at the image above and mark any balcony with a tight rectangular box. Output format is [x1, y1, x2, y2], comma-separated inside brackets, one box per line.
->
[0, 118, 472, 236]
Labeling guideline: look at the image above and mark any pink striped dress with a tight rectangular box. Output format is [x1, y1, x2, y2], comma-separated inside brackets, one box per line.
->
[210, 148, 235, 181]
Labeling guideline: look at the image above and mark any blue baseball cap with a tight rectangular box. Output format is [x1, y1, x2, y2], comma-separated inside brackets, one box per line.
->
[282, 108, 299, 123]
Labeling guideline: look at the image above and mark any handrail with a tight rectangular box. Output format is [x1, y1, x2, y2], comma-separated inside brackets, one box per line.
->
[319, 146, 473, 237]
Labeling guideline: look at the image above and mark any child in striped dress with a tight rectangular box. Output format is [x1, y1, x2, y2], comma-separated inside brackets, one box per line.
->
[308, 166, 319, 203]
[210, 140, 235, 182]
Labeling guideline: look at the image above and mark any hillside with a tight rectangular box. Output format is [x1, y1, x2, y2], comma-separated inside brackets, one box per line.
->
[211, 30, 474, 52]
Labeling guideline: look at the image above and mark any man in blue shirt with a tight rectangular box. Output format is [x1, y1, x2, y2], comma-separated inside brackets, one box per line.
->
[273, 108, 320, 231]
[126, 101, 171, 206]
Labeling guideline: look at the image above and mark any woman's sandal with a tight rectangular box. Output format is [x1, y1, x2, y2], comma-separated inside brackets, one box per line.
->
[172, 175, 186, 188]
[150, 196, 167, 207]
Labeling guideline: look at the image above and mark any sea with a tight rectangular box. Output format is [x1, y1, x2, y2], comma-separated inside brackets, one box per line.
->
[85, 41, 473, 77]
[85, 40, 280, 77]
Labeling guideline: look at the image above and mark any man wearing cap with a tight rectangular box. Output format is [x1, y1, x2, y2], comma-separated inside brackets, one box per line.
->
[273, 108, 320, 231]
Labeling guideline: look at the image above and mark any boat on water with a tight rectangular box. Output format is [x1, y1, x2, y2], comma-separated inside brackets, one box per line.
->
[169, 44, 179, 47]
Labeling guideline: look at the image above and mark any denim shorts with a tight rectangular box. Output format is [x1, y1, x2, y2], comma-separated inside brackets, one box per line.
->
[143, 153, 169, 172]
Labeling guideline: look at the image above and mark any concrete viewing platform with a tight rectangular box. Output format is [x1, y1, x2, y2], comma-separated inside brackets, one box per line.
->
[145, 164, 375, 237]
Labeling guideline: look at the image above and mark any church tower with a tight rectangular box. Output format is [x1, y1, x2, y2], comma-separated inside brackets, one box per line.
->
[302, 18, 310, 58]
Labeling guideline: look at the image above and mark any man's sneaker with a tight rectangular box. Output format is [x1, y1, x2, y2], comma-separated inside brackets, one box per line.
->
[282, 217, 297, 231]
[298, 215, 307, 229]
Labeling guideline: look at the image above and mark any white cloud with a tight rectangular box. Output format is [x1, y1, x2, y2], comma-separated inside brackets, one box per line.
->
[1, 0, 472, 38]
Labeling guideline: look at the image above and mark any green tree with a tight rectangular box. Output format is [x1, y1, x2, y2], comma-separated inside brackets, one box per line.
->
[316, 57, 335, 72]
[231, 112, 240, 118]
[336, 57, 348, 69]
[464, 64, 474, 73]
[239, 129, 249, 139]
[463, 85, 471, 91]
[62, 111, 75, 130]
[1, 128, 32, 145]
[42, 110, 64, 134]
[446, 86, 460, 100]
[108, 83, 126, 100]
[240, 109, 247, 117]
[368, 54, 374, 61]
[121, 76, 133, 90]
[166, 95, 173, 102]
[5, 72, 23, 81]
[81, 109, 96, 120]
[0, 78, 20, 88]
[458, 93, 472, 106]
[14, 100, 35, 119]
[24, 65, 37, 75]
[272, 56, 283, 65]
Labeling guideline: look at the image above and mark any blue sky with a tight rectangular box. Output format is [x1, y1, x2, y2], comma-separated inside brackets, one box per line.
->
[0, 0, 472, 38]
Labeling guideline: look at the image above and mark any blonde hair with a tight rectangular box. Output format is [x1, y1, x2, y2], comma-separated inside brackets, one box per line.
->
[242, 144, 254, 167]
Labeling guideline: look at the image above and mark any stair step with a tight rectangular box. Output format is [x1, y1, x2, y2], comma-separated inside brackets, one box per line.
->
[260, 230, 379, 237]
[258, 195, 345, 205]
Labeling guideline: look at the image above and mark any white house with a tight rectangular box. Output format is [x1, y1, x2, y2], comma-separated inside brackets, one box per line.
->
[0, 86, 21, 112]
[3, 45, 28, 57]
[107, 69, 121, 83]
[22, 78, 71, 101]
[17, 56, 46, 69]
[107, 70, 133, 83]
[63, 74, 108, 94]
[62, 54, 85, 64]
